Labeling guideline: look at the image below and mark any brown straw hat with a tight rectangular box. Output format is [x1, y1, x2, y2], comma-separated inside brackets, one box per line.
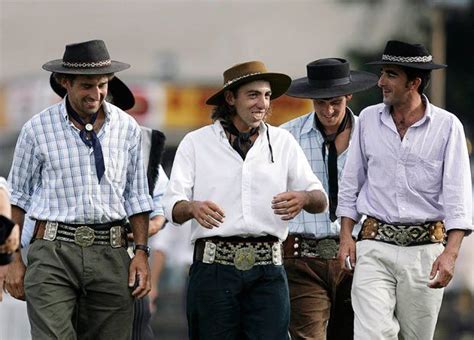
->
[206, 61, 291, 105]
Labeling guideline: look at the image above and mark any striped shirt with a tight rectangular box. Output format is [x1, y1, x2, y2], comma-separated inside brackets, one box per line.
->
[8, 98, 153, 224]
[281, 110, 360, 238]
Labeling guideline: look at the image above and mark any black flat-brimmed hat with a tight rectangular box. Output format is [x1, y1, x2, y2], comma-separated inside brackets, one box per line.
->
[49, 74, 135, 111]
[367, 40, 446, 70]
[286, 58, 378, 99]
[206, 61, 291, 105]
[42, 39, 130, 75]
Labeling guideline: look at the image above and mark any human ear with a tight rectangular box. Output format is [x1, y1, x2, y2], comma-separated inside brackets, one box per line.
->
[224, 90, 235, 105]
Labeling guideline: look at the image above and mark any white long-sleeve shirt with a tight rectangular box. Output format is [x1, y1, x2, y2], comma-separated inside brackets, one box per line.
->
[163, 120, 327, 243]
[337, 95, 473, 232]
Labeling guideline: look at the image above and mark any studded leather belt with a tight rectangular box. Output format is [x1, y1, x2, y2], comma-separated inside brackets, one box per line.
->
[283, 234, 339, 260]
[33, 220, 127, 248]
[360, 217, 446, 247]
[193, 236, 283, 271]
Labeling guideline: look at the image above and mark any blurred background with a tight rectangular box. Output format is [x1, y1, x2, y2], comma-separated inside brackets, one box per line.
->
[0, 0, 473, 339]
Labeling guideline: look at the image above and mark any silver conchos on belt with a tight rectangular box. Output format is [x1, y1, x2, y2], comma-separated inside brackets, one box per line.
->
[74, 226, 96, 247]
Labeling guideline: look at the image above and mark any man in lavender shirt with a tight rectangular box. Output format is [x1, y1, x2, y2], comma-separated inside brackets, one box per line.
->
[337, 40, 473, 340]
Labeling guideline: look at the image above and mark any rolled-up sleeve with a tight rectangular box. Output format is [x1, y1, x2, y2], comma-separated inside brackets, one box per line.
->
[123, 129, 153, 216]
[150, 165, 169, 219]
[441, 117, 473, 233]
[8, 123, 42, 212]
[337, 114, 367, 223]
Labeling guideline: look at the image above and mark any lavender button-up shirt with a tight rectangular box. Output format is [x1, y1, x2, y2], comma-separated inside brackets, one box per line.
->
[337, 95, 473, 232]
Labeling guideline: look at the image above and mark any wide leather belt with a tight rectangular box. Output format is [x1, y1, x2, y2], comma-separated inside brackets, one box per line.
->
[360, 216, 446, 247]
[194, 236, 283, 271]
[283, 234, 339, 260]
[34, 220, 127, 248]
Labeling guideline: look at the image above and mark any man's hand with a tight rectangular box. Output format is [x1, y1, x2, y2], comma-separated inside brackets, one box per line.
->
[428, 229, 465, 289]
[0, 265, 8, 301]
[338, 235, 356, 272]
[190, 201, 225, 229]
[428, 251, 456, 289]
[149, 215, 166, 237]
[128, 252, 151, 299]
[0, 224, 20, 254]
[272, 191, 307, 221]
[5, 251, 26, 300]
[337, 217, 357, 272]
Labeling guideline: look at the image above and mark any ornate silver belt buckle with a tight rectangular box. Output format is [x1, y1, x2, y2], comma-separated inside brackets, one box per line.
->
[316, 239, 338, 260]
[394, 230, 413, 246]
[74, 226, 95, 247]
[43, 221, 58, 241]
[234, 247, 255, 271]
[109, 226, 122, 248]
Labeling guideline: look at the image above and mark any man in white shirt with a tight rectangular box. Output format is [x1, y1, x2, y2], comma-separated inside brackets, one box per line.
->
[163, 61, 328, 339]
[337, 40, 473, 340]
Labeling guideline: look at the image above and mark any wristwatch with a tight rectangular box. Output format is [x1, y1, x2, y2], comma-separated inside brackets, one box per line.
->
[133, 244, 151, 257]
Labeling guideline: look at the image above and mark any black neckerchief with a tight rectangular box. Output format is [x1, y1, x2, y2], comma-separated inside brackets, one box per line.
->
[314, 110, 351, 222]
[66, 98, 105, 182]
[222, 122, 259, 160]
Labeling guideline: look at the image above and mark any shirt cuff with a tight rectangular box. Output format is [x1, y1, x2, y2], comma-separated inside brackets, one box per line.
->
[444, 217, 473, 235]
[336, 207, 361, 224]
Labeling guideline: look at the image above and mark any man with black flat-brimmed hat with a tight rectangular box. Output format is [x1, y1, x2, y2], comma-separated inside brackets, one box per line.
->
[337, 40, 473, 339]
[163, 60, 328, 339]
[6, 39, 154, 340]
[280, 58, 378, 340]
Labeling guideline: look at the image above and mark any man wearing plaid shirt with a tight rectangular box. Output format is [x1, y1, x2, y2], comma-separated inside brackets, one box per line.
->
[280, 58, 377, 340]
[5, 40, 153, 340]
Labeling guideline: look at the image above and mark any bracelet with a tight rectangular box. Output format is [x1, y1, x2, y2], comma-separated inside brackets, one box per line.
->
[133, 244, 151, 257]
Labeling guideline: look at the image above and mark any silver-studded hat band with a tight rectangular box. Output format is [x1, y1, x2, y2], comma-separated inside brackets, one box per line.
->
[42, 39, 130, 75]
[223, 72, 262, 88]
[367, 40, 446, 70]
[382, 54, 433, 63]
[206, 61, 291, 105]
[62, 59, 112, 69]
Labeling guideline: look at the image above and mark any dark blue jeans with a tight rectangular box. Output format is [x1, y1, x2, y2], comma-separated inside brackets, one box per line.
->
[187, 261, 290, 340]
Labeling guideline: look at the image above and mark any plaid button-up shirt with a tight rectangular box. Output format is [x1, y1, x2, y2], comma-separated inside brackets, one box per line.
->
[281, 110, 360, 238]
[8, 98, 153, 224]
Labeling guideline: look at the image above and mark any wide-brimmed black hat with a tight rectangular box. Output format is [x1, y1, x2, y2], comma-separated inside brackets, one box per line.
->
[49, 74, 135, 111]
[367, 40, 446, 70]
[206, 61, 291, 105]
[286, 58, 378, 99]
[42, 40, 130, 75]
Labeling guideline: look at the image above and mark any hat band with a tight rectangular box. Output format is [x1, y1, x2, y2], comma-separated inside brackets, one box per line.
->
[308, 76, 351, 88]
[62, 59, 112, 69]
[382, 54, 433, 63]
[223, 72, 262, 88]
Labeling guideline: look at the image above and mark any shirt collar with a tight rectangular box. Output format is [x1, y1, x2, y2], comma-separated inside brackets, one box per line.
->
[302, 107, 356, 136]
[379, 93, 432, 127]
[60, 96, 112, 125]
[215, 119, 267, 138]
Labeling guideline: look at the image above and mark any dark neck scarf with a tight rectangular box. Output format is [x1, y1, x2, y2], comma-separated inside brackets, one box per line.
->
[314, 110, 351, 222]
[66, 98, 105, 182]
[222, 122, 259, 160]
